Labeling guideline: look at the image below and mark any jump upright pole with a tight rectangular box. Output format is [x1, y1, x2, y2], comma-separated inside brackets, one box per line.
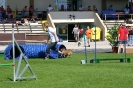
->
[12, 23, 16, 82]
[84, 34, 88, 63]
[94, 25, 97, 63]
[124, 26, 126, 61]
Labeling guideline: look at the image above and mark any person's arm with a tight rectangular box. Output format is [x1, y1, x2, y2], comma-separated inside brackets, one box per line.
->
[126, 29, 129, 40]
[72, 28, 74, 34]
[118, 34, 120, 41]
[78, 29, 80, 35]
[127, 34, 128, 41]
[118, 29, 120, 41]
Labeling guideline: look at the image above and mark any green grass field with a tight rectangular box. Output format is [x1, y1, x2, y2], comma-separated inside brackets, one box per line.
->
[0, 53, 133, 88]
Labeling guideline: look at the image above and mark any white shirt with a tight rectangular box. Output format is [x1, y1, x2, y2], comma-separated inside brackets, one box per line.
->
[124, 8, 130, 14]
[47, 7, 53, 11]
[79, 7, 84, 11]
[73, 27, 79, 34]
[47, 27, 57, 42]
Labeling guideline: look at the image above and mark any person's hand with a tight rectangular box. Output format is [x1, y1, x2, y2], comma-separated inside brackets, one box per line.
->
[55, 37, 59, 42]
[44, 41, 47, 44]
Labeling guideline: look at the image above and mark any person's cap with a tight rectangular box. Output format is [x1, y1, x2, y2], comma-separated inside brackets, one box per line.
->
[121, 23, 125, 26]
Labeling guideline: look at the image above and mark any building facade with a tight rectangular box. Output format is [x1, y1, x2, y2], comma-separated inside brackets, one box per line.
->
[0, 0, 130, 42]
[1, 0, 128, 14]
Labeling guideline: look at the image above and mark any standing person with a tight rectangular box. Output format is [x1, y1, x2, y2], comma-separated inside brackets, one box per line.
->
[60, 4, 65, 11]
[29, 5, 34, 18]
[44, 22, 61, 60]
[108, 5, 113, 11]
[79, 27, 84, 42]
[0, 6, 4, 18]
[72, 24, 79, 42]
[47, 4, 53, 12]
[7, 5, 12, 18]
[78, 27, 84, 47]
[22, 6, 27, 18]
[93, 5, 98, 13]
[124, 4, 130, 21]
[87, 6, 92, 11]
[85, 26, 92, 47]
[128, 27, 133, 46]
[79, 5, 84, 11]
[67, 4, 71, 11]
[118, 23, 129, 54]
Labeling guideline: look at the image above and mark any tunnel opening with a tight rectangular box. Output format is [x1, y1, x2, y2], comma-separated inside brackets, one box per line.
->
[10, 45, 25, 58]
[59, 45, 66, 51]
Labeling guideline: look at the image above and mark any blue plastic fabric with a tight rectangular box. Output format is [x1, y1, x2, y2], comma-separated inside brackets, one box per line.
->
[4, 44, 66, 60]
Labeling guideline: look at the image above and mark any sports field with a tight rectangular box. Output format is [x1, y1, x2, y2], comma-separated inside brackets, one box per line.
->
[0, 53, 133, 88]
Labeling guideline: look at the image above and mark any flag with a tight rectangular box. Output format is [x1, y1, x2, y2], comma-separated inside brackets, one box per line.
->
[13, 6, 18, 18]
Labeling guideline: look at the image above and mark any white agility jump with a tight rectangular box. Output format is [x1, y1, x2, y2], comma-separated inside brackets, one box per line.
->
[12, 24, 37, 81]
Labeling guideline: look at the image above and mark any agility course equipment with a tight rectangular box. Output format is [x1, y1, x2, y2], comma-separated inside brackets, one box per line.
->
[4, 23, 37, 82]
[90, 58, 131, 63]
[90, 25, 131, 63]
[4, 44, 66, 60]
[0, 63, 16, 66]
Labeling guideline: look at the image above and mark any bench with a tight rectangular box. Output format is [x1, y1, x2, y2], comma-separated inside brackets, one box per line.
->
[102, 10, 117, 19]
[90, 58, 131, 63]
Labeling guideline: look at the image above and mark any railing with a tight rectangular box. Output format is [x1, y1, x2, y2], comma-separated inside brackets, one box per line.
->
[0, 20, 44, 33]
[3, 11, 47, 20]
[103, 14, 133, 30]
[104, 14, 133, 21]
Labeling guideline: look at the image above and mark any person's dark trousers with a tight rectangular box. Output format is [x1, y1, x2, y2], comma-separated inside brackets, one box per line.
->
[45, 42, 58, 57]
[125, 14, 130, 21]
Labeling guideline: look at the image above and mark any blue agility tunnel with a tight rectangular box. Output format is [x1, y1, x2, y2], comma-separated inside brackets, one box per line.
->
[4, 44, 66, 60]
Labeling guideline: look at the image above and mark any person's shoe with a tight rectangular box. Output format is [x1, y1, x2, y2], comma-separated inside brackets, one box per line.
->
[78, 42, 81, 47]
[44, 55, 49, 60]
[58, 50, 62, 54]
[44, 56, 49, 60]
[88, 45, 90, 47]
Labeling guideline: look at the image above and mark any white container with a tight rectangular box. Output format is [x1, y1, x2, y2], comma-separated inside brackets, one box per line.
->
[81, 60, 86, 64]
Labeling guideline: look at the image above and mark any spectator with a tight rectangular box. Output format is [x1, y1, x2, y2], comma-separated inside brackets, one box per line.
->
[79, 5, 84, 11]
[0, 9, 2, 19]
[118, 23, 129, 54]
[22, 17, 29, 26]
[93, 5, 98, 13]
[108, 5, 113, 11]
[0, 6, 4, 18]
[31, 11, 37, 22]
[22, 6, 27, 18]
[47, 4, 53, 12]
[131, 3, 133, 13]
[87, 6, 92, 11]
[72, 24, 79, 42]
[29, 5, 34, 18]
[60, 4, 65, 11]
[7, 5, 12, 18]
[124, 4, 130, 21]
[67, 4, 71, 11]
[85, 26, 92, 47]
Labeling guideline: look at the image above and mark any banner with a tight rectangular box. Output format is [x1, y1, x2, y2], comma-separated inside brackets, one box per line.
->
[13, 5, 17, 18]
